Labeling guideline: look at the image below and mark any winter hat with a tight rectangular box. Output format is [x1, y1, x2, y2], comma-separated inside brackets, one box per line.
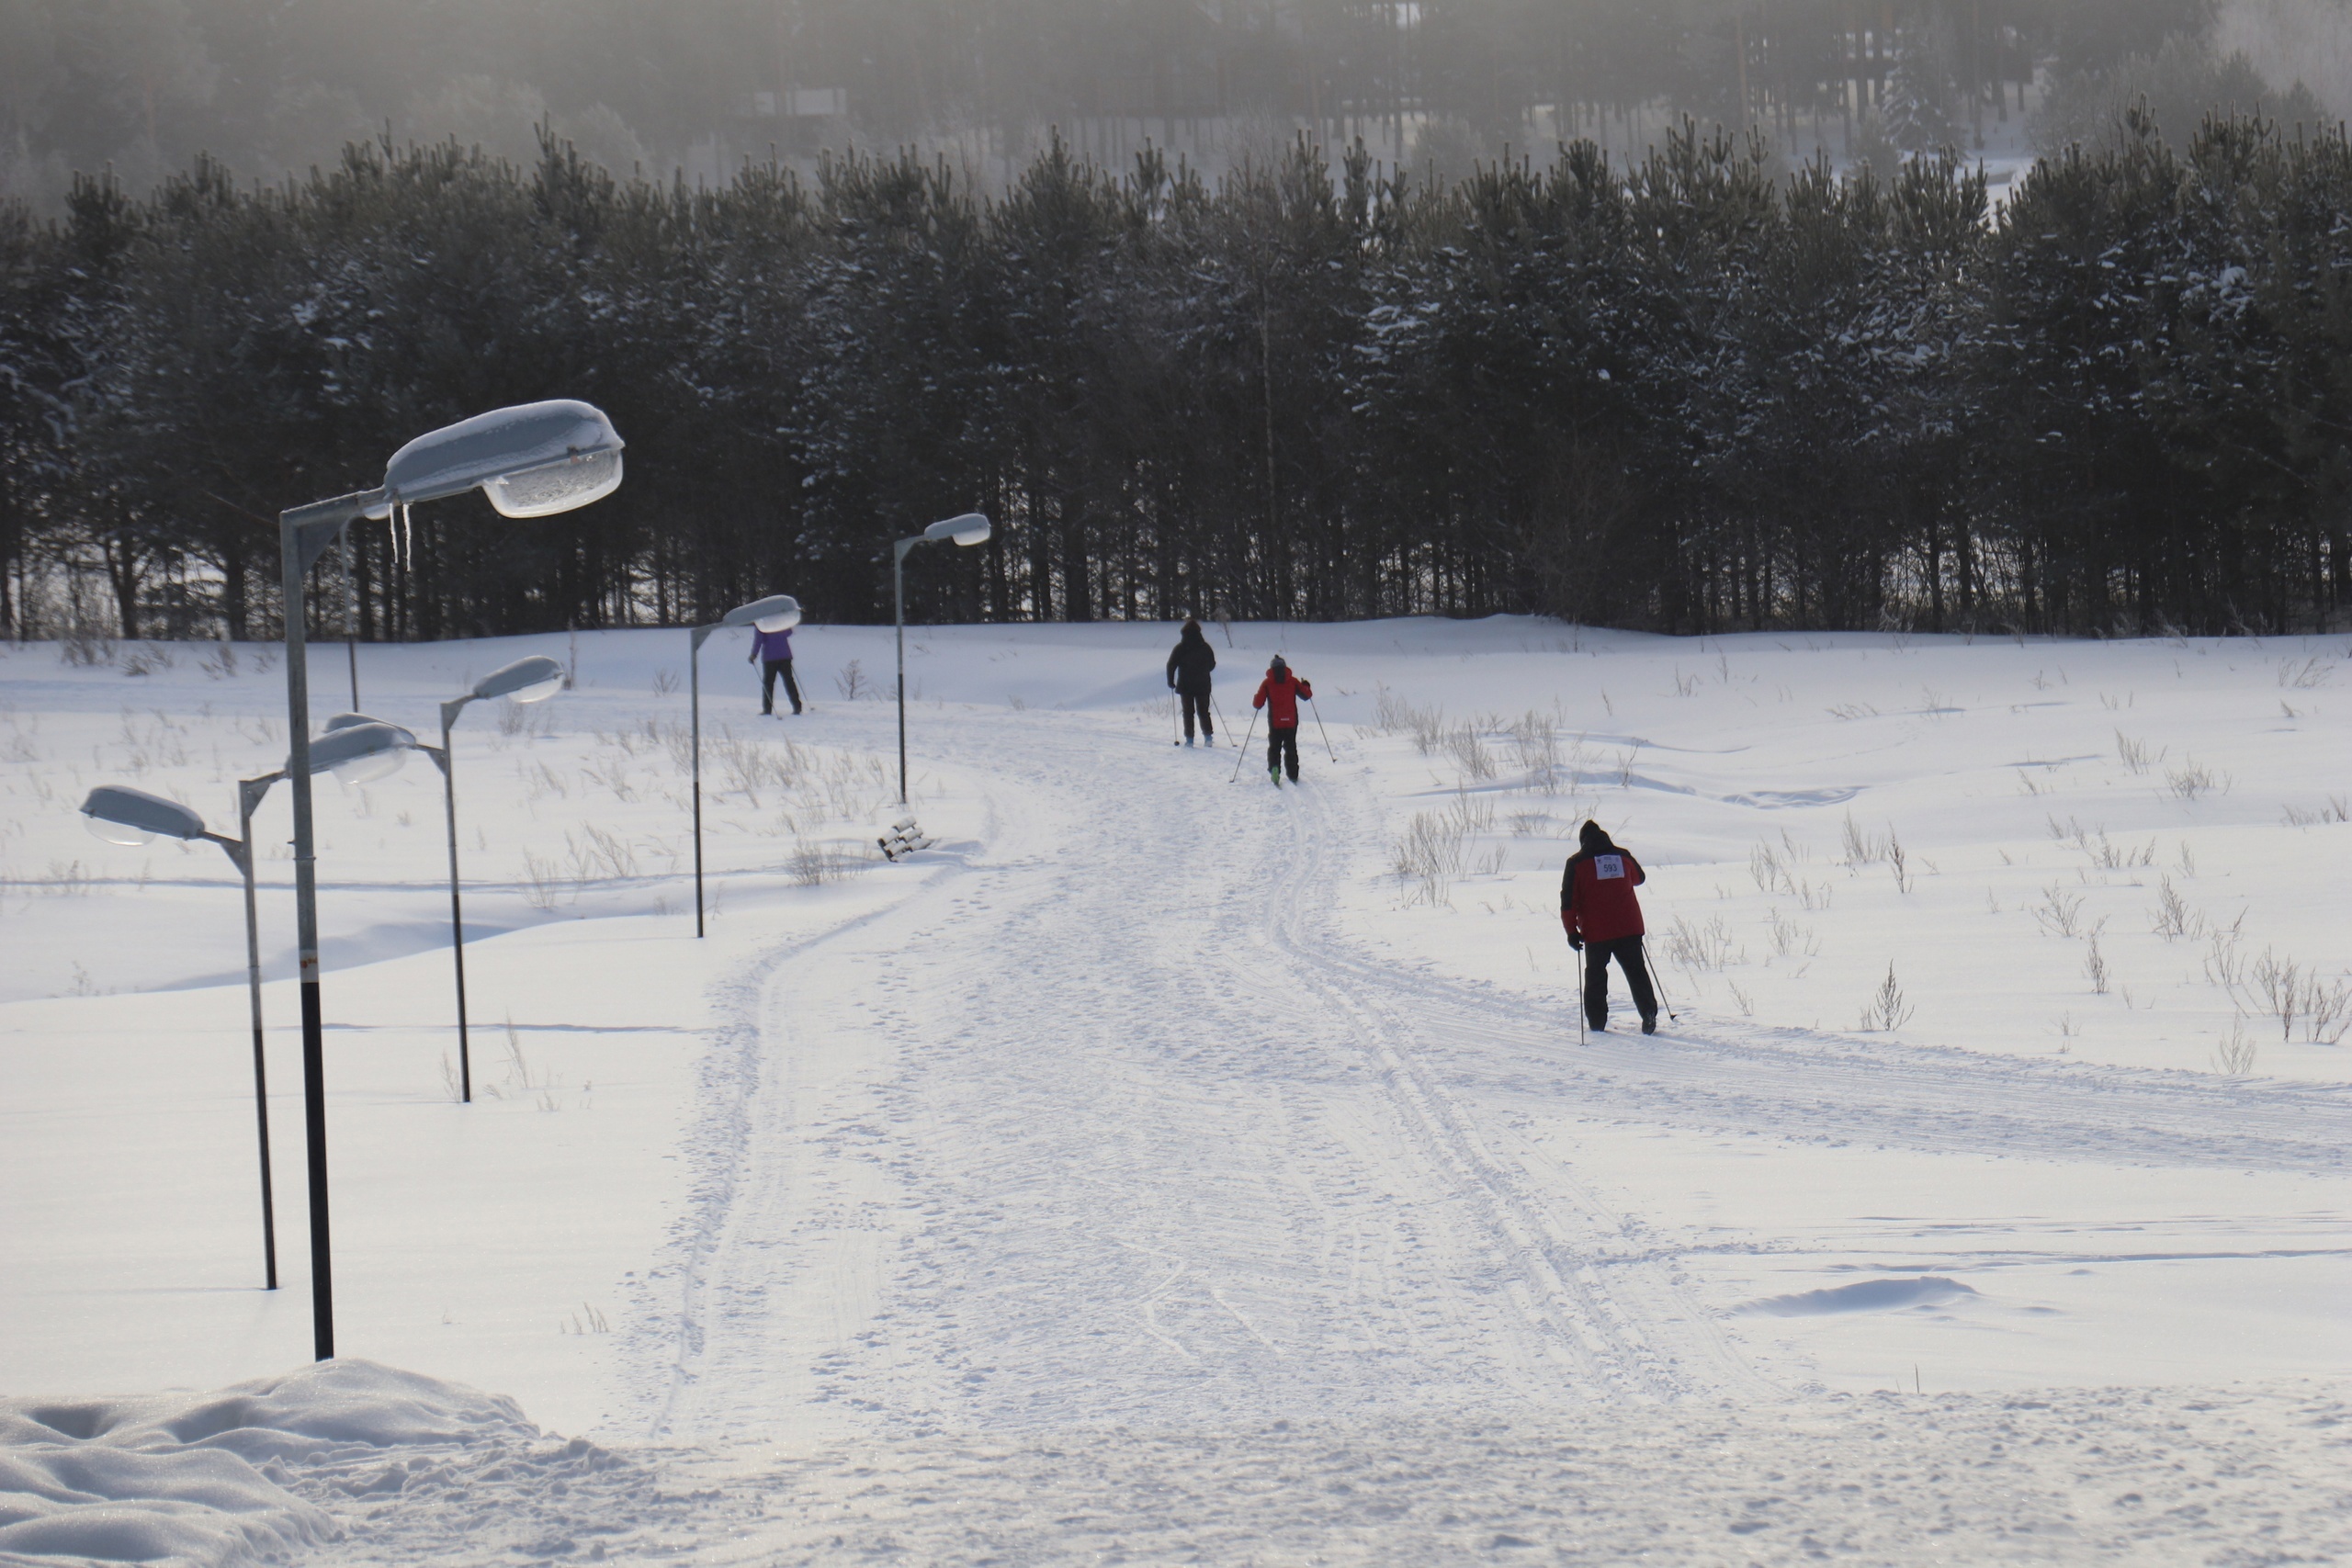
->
[1269, 654, 1288, 676]
[1578, 819, 1614, 852]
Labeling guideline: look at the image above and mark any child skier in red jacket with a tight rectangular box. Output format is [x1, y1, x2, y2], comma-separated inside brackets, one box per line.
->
[1251, 656, 1313, 785]
[1561, 820, 1659, 1034]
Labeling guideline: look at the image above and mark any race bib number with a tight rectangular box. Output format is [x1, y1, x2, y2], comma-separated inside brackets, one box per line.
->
[1595, 854, 1625, 880]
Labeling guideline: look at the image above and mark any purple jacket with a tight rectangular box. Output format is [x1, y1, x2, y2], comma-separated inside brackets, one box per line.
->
[750, 626, 794, 662]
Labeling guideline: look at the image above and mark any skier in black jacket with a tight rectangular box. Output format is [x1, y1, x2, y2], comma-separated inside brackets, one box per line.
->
[1166, 617, 1217, 745]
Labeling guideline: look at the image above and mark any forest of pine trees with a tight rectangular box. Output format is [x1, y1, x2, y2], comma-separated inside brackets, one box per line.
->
[5, 112, 2352, 641]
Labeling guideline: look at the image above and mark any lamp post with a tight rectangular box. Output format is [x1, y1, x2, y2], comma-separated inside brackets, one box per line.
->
[688, 594, 798, 938]
[80, 784, 282, 1290]
[892, 514, 989, 804]
[435, 655, 565, 1100]
[75, 717, 421, 1297]
[277, 399, 622, 1360]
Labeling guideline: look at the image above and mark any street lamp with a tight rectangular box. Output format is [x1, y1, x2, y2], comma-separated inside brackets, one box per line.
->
[893, 514, 989, 803]
[73, 715, 421, 1298]
[687, 594, 798, 938]
[79, 784, 283, 1291]
[277, 398, 621, 1360]
[435, 655, 564, 1099]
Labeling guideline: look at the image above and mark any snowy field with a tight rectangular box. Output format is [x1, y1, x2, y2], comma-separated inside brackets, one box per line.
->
[2, 616, 2348, 1563]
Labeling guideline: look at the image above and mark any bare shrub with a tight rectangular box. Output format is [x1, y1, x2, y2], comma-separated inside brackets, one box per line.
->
[1392, 811, 1468, 906]
[2278, 655, 2335, 689]
[521, 852, 562, 913]
[2252, 951, 2352, 1044]
[1839, 812, 1879, 868]
[1859, 964, 1915, 1032]
[2114, 730, 2154, 774]
[2212, 1021, 2258, 1077]
[1442, 723, 1496, 782]
[566, 823, 639, 885]
[1510, 712, 1562, 793]
[835, 660, 870, 701]
[1764, 908, 1818, 959]
[1749, 842, 1797, 897]
[2033, 885, 2086, 939]
[2150, 877, 2191, 940]
[2165, 760, 2224, 800]
[1389, 790, 1493, 906]
[1665, 914, 1736, 971]
[2084, 934, 2109, 996]
[2281, 795, 2350, 828]
[790, 835, 867, 886]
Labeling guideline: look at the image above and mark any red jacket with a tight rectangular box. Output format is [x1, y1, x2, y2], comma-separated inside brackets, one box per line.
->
[1561, 848, 1645, 943]
[1251, 671, 1312, 728]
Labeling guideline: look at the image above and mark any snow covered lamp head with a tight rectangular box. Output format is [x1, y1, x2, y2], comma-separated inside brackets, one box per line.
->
[925, 513, 991, 548]
[81, 784, 209, 846]
[720, 594, 801, 635]
[381, 400, 625, 518]
[470, 655, 566, 705]
[300, 718, 419, 786]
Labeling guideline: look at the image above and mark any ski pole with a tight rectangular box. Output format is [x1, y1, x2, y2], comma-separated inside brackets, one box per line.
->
[1169, 685, 1180, 745]
[1230, 705, 1260, 783]
[1212, 696, 1232, 746]
[1641, 936, 1680, 1022]
[1308, 695, 1338, 762]
[1574, 937, 1586, 1048]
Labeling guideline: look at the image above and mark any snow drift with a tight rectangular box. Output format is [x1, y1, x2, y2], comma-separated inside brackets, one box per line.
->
[0, 1359, 534, 1566]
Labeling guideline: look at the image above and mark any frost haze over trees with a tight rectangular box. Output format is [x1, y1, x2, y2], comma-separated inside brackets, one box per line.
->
[4, 0, 2350, 639]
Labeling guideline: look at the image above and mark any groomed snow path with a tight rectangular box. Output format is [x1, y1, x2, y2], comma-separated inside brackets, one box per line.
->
[288, 700, 2343, 1565]
[640, 709, 1759, 1446]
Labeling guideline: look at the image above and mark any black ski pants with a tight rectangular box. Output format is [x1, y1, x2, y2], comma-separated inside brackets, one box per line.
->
[1266, 724, 1300, 781]
[1583, 934, 1657, 1030]
[761, 658, 802, 715]
[1179, 688, 1213, 740]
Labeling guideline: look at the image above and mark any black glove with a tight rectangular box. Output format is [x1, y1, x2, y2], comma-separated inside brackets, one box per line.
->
[1566, 931, 1584, 952]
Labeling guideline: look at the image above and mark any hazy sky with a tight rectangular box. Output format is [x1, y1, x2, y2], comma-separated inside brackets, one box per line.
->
[3, 0, 2344, 210]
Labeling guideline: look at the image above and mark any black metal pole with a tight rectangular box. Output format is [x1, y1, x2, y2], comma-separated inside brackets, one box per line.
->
[343, 536, 360, 711]
[281, 492, 376, 1362]
[895, 542, 912, 805]
[439, 702, 472, 1099]
[230, 790, 277, 1291]
[691, 629, 706, 936]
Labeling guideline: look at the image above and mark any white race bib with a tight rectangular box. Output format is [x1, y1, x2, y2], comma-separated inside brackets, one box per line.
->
[1595, 854, 1625, 880]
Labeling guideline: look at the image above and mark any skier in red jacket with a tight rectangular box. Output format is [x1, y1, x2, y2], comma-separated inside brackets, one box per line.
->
[1561, 820, 1658, 1034]
[1250, 655, 1313, 785]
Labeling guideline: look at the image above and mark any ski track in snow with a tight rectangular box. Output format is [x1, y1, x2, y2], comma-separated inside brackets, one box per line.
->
[635, 705, 2349, 1457]
[641, 708, 1741, 1440]
[293, 703, 2352, 1562]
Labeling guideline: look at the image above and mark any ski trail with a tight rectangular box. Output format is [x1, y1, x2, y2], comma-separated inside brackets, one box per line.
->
[1295, 915, 2352, 1176]
[640, 709, 1741, 1443]
[634, 704, 2351, 1449]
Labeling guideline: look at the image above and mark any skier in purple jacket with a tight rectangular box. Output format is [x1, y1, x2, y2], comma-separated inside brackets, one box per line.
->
[749, 624, 802, 716]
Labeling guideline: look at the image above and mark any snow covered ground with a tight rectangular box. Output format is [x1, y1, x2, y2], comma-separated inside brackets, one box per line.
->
[3, 617, 2348, 1562]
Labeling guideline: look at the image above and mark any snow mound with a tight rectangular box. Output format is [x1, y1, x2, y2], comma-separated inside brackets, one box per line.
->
[1737, 1275, 1978, 1317]
[0, 1360, 532, 1567]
